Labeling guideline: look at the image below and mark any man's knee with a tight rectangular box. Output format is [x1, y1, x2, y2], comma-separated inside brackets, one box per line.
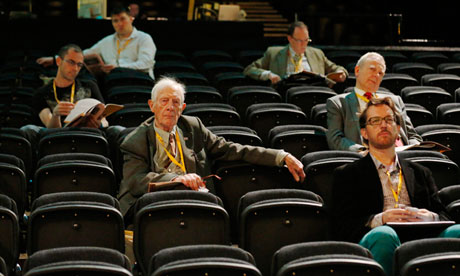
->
[360, 225, 400, 248]
[440, 224, 460, 238]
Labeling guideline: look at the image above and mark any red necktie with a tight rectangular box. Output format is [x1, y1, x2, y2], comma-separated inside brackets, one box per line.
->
[395, 136, 404, 147]
[364, 92, 373, 100]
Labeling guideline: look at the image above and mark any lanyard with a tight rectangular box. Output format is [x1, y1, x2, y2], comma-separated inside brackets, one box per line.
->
[155, 130, 186, 173]
[116, 38, 132, 62]
[289, 52, 303, 73]
[53, 80, 75, 103]
[386, 168, 403, 208]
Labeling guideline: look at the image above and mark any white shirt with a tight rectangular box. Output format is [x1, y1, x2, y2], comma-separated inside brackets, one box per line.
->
[84, 27, 156, 79]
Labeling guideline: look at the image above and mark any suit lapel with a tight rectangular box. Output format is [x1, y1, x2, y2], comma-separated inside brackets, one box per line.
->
[274, 45, 289, 78]
[346, 91, 363, 143]
[305, 47, 317, 72]
[177, 121, 196, 174]
[361, 154, 384, 203]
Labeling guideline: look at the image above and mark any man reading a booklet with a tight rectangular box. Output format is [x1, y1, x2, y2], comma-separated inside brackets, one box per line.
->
[32, 44, 108, 128]
[330, 97, 460, 276]
[243, 21, 348, 84]
[118, 76, 306, 223]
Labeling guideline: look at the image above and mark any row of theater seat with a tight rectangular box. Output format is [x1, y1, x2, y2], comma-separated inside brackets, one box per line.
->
[2, 184, 460, 276]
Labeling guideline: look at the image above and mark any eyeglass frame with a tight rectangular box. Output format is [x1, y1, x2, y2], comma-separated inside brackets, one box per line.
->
[64, 59, 85, 68]
[290, 36, 312, 44]
[366, 115, 396, 126]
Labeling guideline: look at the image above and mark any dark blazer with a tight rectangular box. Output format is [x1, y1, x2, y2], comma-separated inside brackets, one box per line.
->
[118, 115, 284, 216]
[243, 45, 347, 81]
[330, 153, 448, 243]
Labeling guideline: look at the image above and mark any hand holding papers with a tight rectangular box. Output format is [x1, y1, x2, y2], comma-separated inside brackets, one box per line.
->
[64, 98, 123, 127]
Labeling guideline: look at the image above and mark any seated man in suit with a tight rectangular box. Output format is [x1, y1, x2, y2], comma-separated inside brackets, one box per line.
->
[243, 21, 347, 84]
[118, 76, 306, 222]
[326, 52, 422, 152]
[330, 97, 460, 276]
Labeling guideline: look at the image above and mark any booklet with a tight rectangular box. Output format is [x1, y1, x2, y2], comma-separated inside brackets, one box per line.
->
[64, 98, 123, 127]
[395, 141, 451, 153]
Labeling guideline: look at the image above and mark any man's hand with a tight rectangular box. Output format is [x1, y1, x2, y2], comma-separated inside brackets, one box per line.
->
[52, 102, 75, 117]
[327, 71, 347, 83]
[173, 173, 206, 191]
[36, 56, 54, 67]
[269, 73, 281, 84]
[284, 154, 306, 182]
[382, 208, 418, 223]
[406, 208, 436, 222]
[101, 64, 117, 74]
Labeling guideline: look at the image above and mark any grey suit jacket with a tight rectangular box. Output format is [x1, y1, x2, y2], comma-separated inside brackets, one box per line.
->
[243, 45, 347, 80]
[326, 91, 422, 152]
[118, 115, 285, 215]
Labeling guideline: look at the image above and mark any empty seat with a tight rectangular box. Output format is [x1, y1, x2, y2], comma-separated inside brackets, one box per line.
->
[33, 152, 117, 200]
[212, 161, 295, 242]
[200, 61, 244, 80]
[27, 191, 125, 255]
[268, 124, 329, 160]
[438, 62, 460, 76]
[185, 85, 223, 104]
[310, 103, 328, 128]
[401, 87, 453, 114]
[191, 49, 233, 67]
[415, 124, 460, 167]
[380, 51, 409, 68]
[104, 69, 154, 92]
[411, 52, 450, 68]
[37, 128, 110, 159]
[133, 190, 230, 276]
[0, 86, 34, 106]
[183, 103, 241, 126]
[238, 189, 327, 276]
[301, 150, 362, 211]
[0, 194, 20, 276]
[394, 238, 460, 276]
[0, 128, 34, 179]
[398, 149, 460, 190]
[214, 72, 258, 98]
[0, 104, 35, 128]
[106, 85, 153, 104]
[438, 185, 460, 223]
[227, 86, 281, 118]
[392, 62, 435, 83]
[246, 103, 307, 145]
[285, 86, 337, 116]
[380, 73, 418, 95]
[108, 103, 153, 128]
[23, 246, 133, 276]
[148, 245, 261, 276]
[154, 60, 197, 77]
[421, 73, 460, 97]
[272, 241, 385, 276]
[405, 103, 434, 127]
[0, 153, 27, 218]
[436, 102, 460, 124]
[237, 49, 264, 67]
[326, 50, 361, 67]
[155, 50, 187, 61]
[208, 125, 263, 146]
[169, 72, 209, 86]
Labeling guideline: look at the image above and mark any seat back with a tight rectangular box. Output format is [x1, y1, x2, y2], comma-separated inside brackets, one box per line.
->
[133, 190, 230, 276]
[0, 194, 19, 276]
[404, 103, 434, 127]
[394, 238, 460, 276]
[33, 153, 117, 200]
[183, 103, 241, 126]
[272, 241, 385, 276]
[416, 126, 460, 167]
[148, 245, 261, 276]
[436, 103, 460, 125]
[0, 128, 34, 179]
[285, 87, 337, 117]
[27, 191, 125, 255]
[23, 246, 132, 276]
[0, 154, 27, 217]
[401, 88, 453, 114]
[108, 103, 153, 128]
[238, 189, 327, 276]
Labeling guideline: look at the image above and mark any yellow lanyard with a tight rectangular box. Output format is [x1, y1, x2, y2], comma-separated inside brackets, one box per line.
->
[116, 38, 132, 61]
[355, 92, 378, 103]
[155, 130, 186, 173]
[53, 80, 75, 103]
[386, 168, 403, 208]
[289, 52, 303, 73]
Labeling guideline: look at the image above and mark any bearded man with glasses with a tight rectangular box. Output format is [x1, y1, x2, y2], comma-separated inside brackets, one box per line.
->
[243, 21, 347, 84]
[330, 97, 460, 276]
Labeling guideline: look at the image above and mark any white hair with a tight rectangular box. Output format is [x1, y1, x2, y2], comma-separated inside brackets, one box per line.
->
[150, 76, 186, 104]
[356, 52, 386, 72]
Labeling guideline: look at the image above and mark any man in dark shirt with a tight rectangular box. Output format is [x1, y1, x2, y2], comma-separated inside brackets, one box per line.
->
[32, 44, 106, 128]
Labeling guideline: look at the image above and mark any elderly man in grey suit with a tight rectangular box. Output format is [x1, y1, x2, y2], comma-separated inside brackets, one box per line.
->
[326, 52, 422, 152]
[243, 21, 348, 84]
[118, 76, 306, 219]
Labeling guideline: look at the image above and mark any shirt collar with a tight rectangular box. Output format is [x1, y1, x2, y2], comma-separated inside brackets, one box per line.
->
[153, 124, 176, 141]
[116, 27, 138, 40]
[354, 87, 368, 97]
[369, 152, 400, 173]
[288, 46, 303, 58]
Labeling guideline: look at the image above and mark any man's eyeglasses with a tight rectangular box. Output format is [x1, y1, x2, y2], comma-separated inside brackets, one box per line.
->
[64, 59, 84, 68]
[367, 116, 396, 126]
[291, 37, 312, 44]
